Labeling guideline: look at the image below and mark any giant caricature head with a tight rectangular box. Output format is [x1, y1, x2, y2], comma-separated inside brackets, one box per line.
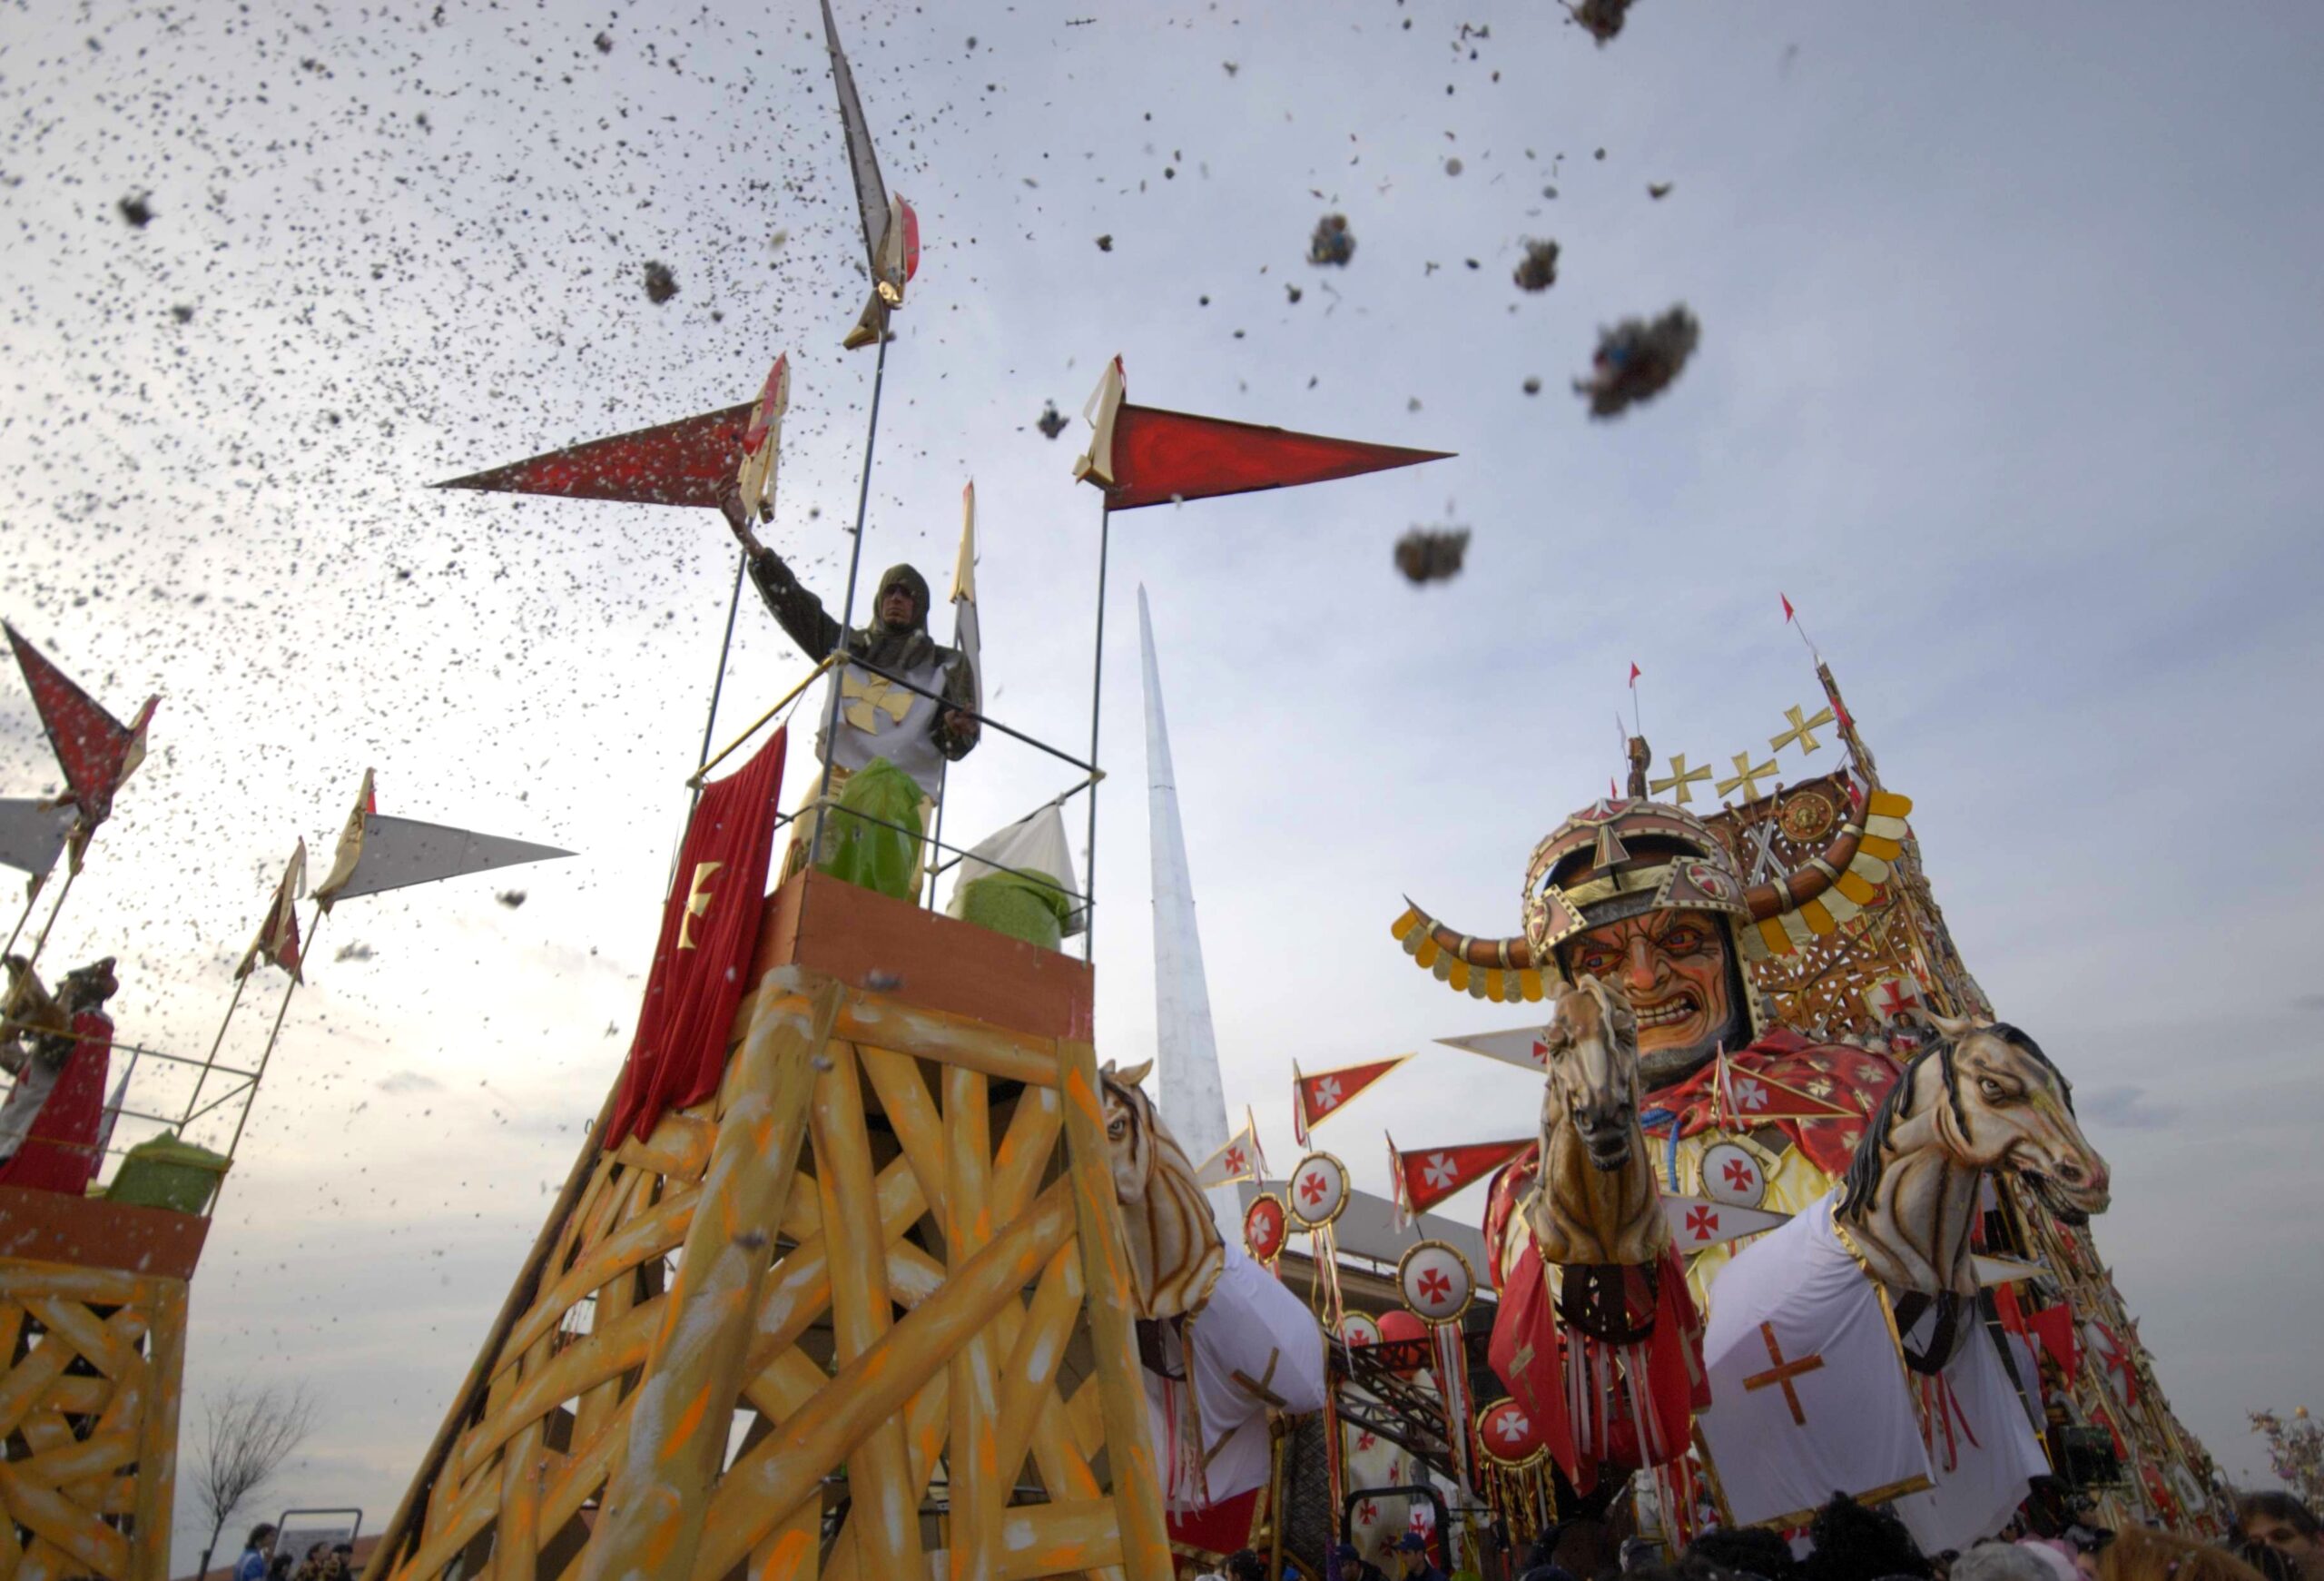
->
[1522, 800, 1757, 1089]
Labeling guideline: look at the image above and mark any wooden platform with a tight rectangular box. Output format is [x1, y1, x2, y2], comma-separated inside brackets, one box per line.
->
[0, 1192, 202, 1581]
[365, 871, 1161, 1581]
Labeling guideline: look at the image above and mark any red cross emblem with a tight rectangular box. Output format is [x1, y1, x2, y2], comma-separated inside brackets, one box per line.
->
[1530, 1039, 1551, 1065]
[1874, 979, 1919, 1020]
[1685, 1205, 1721, 1241]
[1299, 1171, 1327, 1205]
[1355, 1431, 1376, 1451]
[1417, 1266, 1452, 1304]
[1358, 1501, 1379, 1525]
[1722, 1157, 1758, 1191]
[1224, 1145, 1246, 1174]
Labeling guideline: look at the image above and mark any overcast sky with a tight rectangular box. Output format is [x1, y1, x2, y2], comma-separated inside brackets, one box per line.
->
[1, 0, 2319, 1566]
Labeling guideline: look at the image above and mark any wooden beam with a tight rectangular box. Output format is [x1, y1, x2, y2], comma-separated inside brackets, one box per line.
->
[761, 966, 1063, 1089]
[577, 976, 840, 1581]
[811, 1042, 923, 1581]
[1058, 1039, 1173, 1581]
[692, 1185, 1077, 1581]
[944, 1062, 1001, 1581]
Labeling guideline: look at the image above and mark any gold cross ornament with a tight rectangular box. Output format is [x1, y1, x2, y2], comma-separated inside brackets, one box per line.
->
[678, 861, 724, 950]
[841, 669, 914, 734]
[1717, 751, 1778, 803]
[1769, 703, 1837, 757]
[1649, 753, 1714, 805]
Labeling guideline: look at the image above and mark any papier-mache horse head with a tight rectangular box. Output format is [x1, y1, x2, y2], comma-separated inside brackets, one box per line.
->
[1837, 1013, 2110, 1297]
[1099, 1059, 1225, 1320]
[1522, 974, 1669, 1269]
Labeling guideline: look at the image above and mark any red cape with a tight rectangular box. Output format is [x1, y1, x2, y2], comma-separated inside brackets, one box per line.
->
[1647, 1028, 1900, 1178]
[0, 1010, 113, 1194]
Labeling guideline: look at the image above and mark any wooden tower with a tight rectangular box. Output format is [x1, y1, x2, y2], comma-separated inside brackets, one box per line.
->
[0, 1187, 205, 1581]
[365, 870, 1173, 1581]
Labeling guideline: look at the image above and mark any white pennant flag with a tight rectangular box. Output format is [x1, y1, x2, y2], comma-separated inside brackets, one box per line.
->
[1194, 1112, 1264, 1190]
[950, 481, 982, 717]
[1660, 1193, 1790, 1251]
[314, 769, 572, 910]
[1434, 1023, 1551, 1074]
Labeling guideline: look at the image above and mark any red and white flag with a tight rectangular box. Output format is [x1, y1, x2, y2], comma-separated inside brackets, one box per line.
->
[236, 840, 308, 983]
[1389, 1135, 1534, 1226]
[1434, 1024, 1554, 1074]
[1660, 1193, 1789, 1250]
[1292, 1053, 1408, 1146]
[5, 623, 158, 870]
[1716, 1047, 1856, 1124]
[1194, 1111, 1265, 1190]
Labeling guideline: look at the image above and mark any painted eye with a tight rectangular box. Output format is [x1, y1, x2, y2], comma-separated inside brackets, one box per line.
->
[1660, 926, 1705, 953]
[1979, 1077, 2007, 1101]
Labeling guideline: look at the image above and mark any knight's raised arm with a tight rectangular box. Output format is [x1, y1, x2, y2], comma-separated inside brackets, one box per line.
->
[744, 548, 842, 663]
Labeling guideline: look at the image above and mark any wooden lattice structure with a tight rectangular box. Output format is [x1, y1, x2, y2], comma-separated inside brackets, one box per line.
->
[366, 871, 1173, 1581]
[0, 1187, 206, 1581]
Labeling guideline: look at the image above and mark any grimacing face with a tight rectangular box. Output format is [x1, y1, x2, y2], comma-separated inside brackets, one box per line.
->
[1559, 906, 1739, 1087]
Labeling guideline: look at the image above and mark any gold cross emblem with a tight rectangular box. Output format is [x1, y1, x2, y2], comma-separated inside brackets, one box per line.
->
[1769, 703, 1837, 757]
[1717, 751, 1777, 803]
[678, 861, 724, 950]
[840, 670, 913, 734]
[1649, 753, 1713, 805]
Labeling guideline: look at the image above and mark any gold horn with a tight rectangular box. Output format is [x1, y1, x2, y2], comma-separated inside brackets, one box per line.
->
[1393, 900, 1538, 970]
[1744, 788, 1914, 924]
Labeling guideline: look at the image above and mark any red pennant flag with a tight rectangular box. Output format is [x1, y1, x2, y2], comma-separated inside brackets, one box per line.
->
[607, 727, 788, 1142]
[5, 624, 157, 868]
[438, 399, 756, 509]
[1392, 1136, 1534, 1222]
[1075, 357, 1450, 510]
[1629, 663, 1640, 687]
[2024, 1303, 2080, 1379]
[1292, 1053, 1408, 1146]
[1781, 593, 1797, 622]
[1717, 1051, 1857, 1123]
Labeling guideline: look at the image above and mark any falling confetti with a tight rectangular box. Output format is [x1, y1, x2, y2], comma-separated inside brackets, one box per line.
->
[642, 262, 678, 305]
[1567, 0, 1638, 45]
[496, 890, 527, 909]
[1394, 528, 1471, 586]
[1575, 305, 1700, 419]
[1095, 233, 1113, 252]
[117, 193, 154, 228]
[1513, 239, 1561, 293]
[1308, 213, 1355, 266]
[1649, 182, 1674, 199]
[1036, 401, 1068, 440]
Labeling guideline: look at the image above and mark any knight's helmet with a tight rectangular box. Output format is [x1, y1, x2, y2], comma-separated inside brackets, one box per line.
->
[1393, 790, 1897, 1014]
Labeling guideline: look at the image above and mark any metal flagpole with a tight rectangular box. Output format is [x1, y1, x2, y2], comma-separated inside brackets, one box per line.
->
[176, 973, 251, 1131]
[926, 762, 949, 910]
[812, 323, 891, 822]
[0, 872, 44, 959]
[223, 902, 326, 1162]
[1081, 501, 1112, 963]
[691, 551, 750, 807]
[21, 863, 80, 972]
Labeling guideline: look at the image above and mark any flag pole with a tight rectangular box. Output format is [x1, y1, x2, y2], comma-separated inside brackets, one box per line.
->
[0, 870, 45, 959]
[21, 862, 80, 972]
[812, 321, 891, 834]
[175, 973, 251, 1131]
[222, 902, 326, 1162]
[690, 551, 750, 809]
[1081, 499, 1112, 963]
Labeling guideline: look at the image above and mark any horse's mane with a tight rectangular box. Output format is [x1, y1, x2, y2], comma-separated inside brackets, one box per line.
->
[1837, 1021, 2070, 1223]
[1100, 1070, 1225, 1319]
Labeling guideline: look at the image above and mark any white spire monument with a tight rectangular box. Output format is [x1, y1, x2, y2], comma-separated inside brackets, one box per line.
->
[1137, 586, 1237, 1227]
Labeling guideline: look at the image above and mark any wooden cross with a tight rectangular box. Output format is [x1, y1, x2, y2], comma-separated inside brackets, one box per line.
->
[1743, 1320, 1824, 1426]
[1717, 751, 1778, 803]
[1649, 753, 1713, 806]
[1769, 703, 1837, 757]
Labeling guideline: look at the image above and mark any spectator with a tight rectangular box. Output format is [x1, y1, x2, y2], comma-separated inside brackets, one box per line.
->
[328, 1544, 358, 1581]
[294, 1542, 330, 1581]
[2094, 1527, 2263, 1581]
[1333, 1542, 1391, 1581]
[2240, 1495, 2324, 1581]
[1951, 1544, 2053, 1581]
[1221, 1549, 1266, 1581]
[266, 1552, 294, 1581]
[234, 1526, 278, 1581]
[1691, 1524, 1799, 1581]
[2239, 1544, 2300, 1581]
[1800, 1492, 1935, 1581]
[1393, 1531, 1450, 1581]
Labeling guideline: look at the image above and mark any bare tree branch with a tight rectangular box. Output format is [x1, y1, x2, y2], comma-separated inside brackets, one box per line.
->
[192, 1379, 319, 1576]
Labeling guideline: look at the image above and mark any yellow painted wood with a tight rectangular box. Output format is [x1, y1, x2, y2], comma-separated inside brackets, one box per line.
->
[1058, 1040, 1173, 1581]
[759, 973, 1062, 1090]
[495, 1181, 697, 1382]
[613, 1110, 718, 1181]
[945, 1062, 1001, 1581]
[996, 1497, 1126, 1581]
[992, 1244, 1085, 1484]
[576, 976, 839, 1581]
[457, 1297, 660, 1484]
[740, 1155, 926, 1382]
[0, 1462, 129, 1578]
[812, 1042, 925, 1581]
[0, 1267, 139, 1307]
[989, 1087, 1061, 1230]
[692, 1186, 1078, 1581]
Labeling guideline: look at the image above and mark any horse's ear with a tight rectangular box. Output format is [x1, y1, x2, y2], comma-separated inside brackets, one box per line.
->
[1113, 1058, 1155, 1089]
[1927, 1011, 1990, 1037]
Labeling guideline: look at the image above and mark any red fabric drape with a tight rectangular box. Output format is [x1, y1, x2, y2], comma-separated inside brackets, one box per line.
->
[606, 729, 787, 1143]
[0, 1011, 113, 1193]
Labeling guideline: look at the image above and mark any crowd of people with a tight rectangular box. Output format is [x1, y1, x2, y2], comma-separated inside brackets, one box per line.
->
[1190, 1487, 2322, 1581]
[231, 1523, 359, 1581]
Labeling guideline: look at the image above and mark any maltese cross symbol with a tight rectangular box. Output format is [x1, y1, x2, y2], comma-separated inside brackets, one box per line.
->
[1314, 1076, 1344, 1111]
[1299, 1171, 1327, 1206]
[1685, 1205, 1721, 1241]
[1722, 1157, 1757, 1192]
[1417, 1266, 1453, 1305]
[1422, 1153, 1458, 1190]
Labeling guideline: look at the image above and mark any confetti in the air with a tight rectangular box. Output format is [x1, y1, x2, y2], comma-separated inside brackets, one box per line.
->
[1513, 239, 1561, 293]
[1575, 305, 1700, 419]
[1394, 528, 1471, 586]
[1308, 213, 1355, 266]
